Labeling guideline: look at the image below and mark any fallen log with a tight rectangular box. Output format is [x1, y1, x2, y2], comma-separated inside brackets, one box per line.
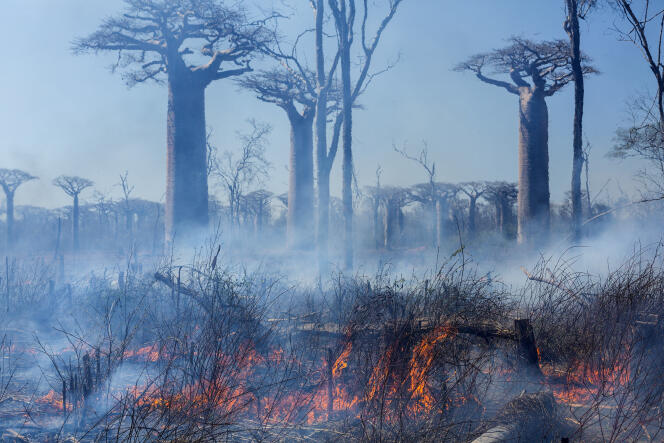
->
[472, 391, 571, 443]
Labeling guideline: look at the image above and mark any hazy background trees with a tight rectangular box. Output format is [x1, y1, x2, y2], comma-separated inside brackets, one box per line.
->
[53, 175, 93, 252]
[0, 169, 37, 249]
[456, 38, 597, 245]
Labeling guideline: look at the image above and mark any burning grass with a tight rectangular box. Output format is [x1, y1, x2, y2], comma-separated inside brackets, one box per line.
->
[3, 245, 664, 441]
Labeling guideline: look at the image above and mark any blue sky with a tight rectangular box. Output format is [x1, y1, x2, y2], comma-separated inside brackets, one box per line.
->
[0, 0, 653, 209]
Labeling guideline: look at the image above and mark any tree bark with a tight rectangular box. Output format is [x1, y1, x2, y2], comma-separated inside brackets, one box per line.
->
[287, 111, 315, 249]
[517, 89, 550, 244]
[315, 0, 332, 273]
[165, 75, 209, 245]
[373, 201, 382, 248]
[339, 8, 354, 270]
[468, 196, 477, 236]
[5, 191, 14, 249]
[73, 194, 80, 252]
[384, 199, 398, 250]
[566, 0, 585, 242]
[436, 198, 446, 248]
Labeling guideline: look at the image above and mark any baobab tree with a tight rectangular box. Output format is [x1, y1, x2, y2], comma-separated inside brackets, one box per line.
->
[456, 37, 596, 244]
[459, 182, 488, 237]
[239, 69, 316, 248]
[0, 169, 37, 248]
[381, 186, 410, 250]
[329, 0, 406, 269]
[53, 175, 94, 252]
[486, 181, 518, 239]
[74, 0, 273, 244]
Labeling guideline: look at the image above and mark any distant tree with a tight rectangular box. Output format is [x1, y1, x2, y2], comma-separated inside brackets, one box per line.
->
[611, 1, 664, 196]
[211, 121, 271, 230]
[118, 171, 135, 238]
[74, 0, 274, 243]
[456, 37, 597, 244]
[395, 143, 454, 247]
[565, 0, 597, 241]
[239, 69, 317, 249]
[242, 190, 272, 234]
[459, 182, 488, 236]
[53, 176, 93, 252]
[329, 0, 406, 269]
[380, 186, 410, 250]
[365, 165, 384, 248]
[0, 169, 37, 248]
[485, 182, 518, 239]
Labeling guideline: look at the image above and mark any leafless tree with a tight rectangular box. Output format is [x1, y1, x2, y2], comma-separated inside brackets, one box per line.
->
[611, 1, 664, 196]
[53, 176, 93, 252]
[239, 69, 317, 249]
[456, 37, 597, 245]
[565, 0, 597, 241]
[459, 182, 488, 237]
[0, 169, 37, 249]
[211, 121, 271, 230]
[395, 142, 447, 247]
[329, 0, 406, 270]
[74, 0, 275, 244]
[118, 171, 135, 239]
[312, 0, 343, 272]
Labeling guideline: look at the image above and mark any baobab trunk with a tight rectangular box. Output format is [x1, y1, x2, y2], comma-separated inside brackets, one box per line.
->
[73, 194, 80, 252]
[436, 198, 446, 248]
[287, 112, 315, 249]
[5, 192, 14, 249]
[500, 198, 513, 239]
[384, 200, 398, 250]
[468, 196, 477, 236]
[517, 89, 550, 244]
[373, 201, 382, 249]
[165, 76, 209, 245]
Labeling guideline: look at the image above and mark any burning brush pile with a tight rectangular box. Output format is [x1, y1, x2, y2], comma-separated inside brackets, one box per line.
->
[2, 247, 664, 441]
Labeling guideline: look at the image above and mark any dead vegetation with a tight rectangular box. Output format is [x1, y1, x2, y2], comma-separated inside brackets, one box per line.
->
[1, 245, 664, 441]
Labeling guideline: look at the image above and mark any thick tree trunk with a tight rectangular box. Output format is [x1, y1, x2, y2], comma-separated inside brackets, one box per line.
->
[5, 192, 14, 249]
[436, 198, 446, 248]
[317, 166, 330, 267]
[73, 194, 80, 252]
[566, 0, 585, 242]
[468, 196, 477, 236]
[384, 199, 398, 250]
[500, 198, 512, 239]
[373, 202, 382, 248]
[287, 112, 315, 249]
[517, 89, 550, 244]
[165, 76, 209, 245]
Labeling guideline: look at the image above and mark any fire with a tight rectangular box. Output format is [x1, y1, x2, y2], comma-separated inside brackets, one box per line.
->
[407, 326, 454, 413]
[37, 389, 64, 411]
[124, 345, 160, 362]
[547, 351, 632, 405]
[331, 342, 352, 378]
